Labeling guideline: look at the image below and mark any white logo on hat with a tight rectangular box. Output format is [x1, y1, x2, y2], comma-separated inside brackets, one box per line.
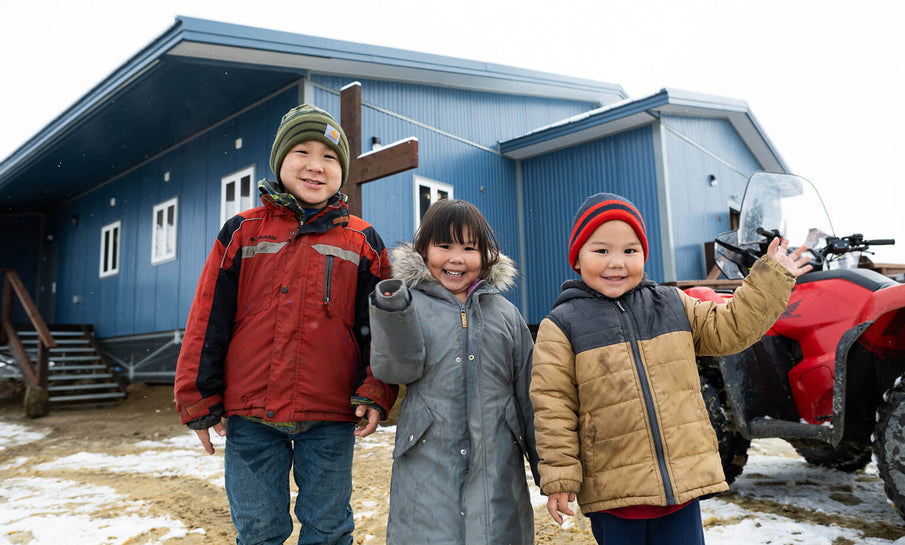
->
[324, 125, 340, 145]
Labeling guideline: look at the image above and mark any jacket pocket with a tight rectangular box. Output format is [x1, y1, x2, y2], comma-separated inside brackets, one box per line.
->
[393, 394, 434, 459]
[503, 397, 528, 454]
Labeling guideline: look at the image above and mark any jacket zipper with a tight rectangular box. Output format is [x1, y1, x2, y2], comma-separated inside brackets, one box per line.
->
[323, 255, 333, 306]
[615, 298, 676, 505]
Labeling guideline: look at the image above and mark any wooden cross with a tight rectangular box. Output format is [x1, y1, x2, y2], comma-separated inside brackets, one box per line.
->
[340, 82, 419, 217]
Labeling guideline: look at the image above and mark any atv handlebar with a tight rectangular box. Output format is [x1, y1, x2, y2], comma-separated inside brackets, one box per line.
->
[717, 229, 895, 276]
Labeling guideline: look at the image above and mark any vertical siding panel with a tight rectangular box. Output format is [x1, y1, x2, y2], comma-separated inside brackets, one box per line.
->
[662, 115, 760, 279]
[521, 127, 660, 324]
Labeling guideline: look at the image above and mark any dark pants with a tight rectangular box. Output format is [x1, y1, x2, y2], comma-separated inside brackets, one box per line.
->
[587, 499, 706, 545]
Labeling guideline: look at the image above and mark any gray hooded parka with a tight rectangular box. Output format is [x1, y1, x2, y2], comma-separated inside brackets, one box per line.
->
[369, 243, 538, 545]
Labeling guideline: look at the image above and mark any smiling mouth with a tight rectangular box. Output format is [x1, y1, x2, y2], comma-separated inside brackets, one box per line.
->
[444, 270, 464, 277]
[302, 178, 324, 185]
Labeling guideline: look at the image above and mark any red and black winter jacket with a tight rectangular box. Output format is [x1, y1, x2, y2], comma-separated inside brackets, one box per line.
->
[175, 188, 397, 425]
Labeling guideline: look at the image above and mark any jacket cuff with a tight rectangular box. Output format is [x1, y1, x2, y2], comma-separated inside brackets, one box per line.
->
[372, 279, 410, 311]
[185, 410, 223, 430]
[356, 380, 399, 418]
[541, 479, 582, 496]
[179, 395, 223, 425]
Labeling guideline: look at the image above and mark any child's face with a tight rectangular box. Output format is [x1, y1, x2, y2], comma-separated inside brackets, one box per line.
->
[425, 228, 482, 302]
[574, 220, 645, 299]
[279, 140, 343, 209]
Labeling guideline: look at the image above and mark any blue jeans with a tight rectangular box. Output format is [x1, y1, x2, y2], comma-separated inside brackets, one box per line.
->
[587, 500, 705, 545]
[224, 416, 356, 545]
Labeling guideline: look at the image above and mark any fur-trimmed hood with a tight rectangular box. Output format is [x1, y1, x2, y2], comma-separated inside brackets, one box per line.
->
[390, 242, 519, 293]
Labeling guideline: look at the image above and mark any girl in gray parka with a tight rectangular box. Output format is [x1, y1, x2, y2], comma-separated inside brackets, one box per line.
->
[369, 199, 539, 545]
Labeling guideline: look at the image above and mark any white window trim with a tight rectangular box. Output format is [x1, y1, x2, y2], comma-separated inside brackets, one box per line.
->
[151, 197, 178, 265]
[220, 166, 256, 226]
[413, 176, 454, 230]
[99, 220, 121, 278]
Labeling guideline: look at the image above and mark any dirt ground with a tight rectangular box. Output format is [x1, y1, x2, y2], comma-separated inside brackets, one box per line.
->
[1, 382, 902, 544]
[0, 383, 598, 544]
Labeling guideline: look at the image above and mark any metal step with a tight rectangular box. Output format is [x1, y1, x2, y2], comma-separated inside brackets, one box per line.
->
[48, 364, 106, 372]
[8, 325, 129, 410]
[18, 330, 84, 337]
[46, 356, 101, 362]
[48, 382, 122, 392]
[49, 391, 127, 403]
[48, 373, 114, 381]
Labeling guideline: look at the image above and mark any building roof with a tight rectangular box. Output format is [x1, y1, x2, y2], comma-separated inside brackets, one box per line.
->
[498, 87, 789, 173]
[0, 16, 626, 211]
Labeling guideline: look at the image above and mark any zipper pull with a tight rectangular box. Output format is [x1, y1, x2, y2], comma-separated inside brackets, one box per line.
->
[460, 310, 468, 328]
[616, 300, 626, 312]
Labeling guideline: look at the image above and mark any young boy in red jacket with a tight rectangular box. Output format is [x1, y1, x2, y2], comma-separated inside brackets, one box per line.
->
[175, 104, 397, 545]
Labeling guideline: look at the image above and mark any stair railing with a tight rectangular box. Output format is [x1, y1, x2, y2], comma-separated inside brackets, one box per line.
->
[1, 268, 56, 398]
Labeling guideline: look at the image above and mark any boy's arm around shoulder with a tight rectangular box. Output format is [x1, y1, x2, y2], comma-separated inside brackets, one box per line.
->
[368, 279, 427, 385]
[682, 253, 796, 356]
[529, 317, 583, 496]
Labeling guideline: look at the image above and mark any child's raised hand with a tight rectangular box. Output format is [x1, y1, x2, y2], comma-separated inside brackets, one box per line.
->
[546, 491, 576, 525]
[767, 237, 813, 277]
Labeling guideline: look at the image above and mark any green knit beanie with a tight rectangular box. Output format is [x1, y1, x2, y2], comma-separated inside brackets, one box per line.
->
[270, 104, 350, 186]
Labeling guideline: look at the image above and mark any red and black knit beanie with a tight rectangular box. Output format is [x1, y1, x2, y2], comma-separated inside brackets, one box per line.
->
[568, 192, 648, 271]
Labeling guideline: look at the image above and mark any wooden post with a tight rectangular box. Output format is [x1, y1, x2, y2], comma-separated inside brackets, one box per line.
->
[339, 82, 419, 217]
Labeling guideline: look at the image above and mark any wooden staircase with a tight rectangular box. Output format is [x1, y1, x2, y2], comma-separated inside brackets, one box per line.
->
[2, 268, 127, 416]
[17, 325, 127, 407]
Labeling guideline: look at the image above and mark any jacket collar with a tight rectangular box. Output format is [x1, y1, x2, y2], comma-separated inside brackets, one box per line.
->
[554, 274, 656, 307]
[257, 178, 349, 232]
[390, 242, 519, 297]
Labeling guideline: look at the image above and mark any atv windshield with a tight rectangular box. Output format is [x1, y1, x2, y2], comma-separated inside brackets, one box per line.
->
[737, 172, 833, 249]
[715, 172, 834, 279]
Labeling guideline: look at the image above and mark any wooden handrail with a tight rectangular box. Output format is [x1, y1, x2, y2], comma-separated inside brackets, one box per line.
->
[1, 269, 55, 347]
[1, 268, 56, 389]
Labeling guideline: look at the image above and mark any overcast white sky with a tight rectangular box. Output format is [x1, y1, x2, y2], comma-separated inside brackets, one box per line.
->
[2, 0, 903, 261]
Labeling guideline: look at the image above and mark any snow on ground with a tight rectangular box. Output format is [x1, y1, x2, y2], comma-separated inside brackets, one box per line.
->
[2, 420, 905, 544]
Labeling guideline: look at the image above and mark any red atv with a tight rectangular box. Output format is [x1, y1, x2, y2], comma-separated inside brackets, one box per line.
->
[689, 172, 905, 518]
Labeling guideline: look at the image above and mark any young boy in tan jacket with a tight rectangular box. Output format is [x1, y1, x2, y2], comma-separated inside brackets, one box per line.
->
[530, 192, 812, 544]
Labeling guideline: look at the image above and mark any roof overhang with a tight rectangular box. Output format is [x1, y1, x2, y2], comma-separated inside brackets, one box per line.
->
[499, 87, 789, 173]
[0, 16, 626, 211]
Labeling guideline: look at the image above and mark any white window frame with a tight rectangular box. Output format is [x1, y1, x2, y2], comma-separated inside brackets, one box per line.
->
[151, 197, 178, 265]
[99, 220, 121, 278]
[413, 176, 454, 230]
[221, 166, 256, 226]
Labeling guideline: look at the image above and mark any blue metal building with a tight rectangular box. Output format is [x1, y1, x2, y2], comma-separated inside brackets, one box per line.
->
[0, 17, 788, 382]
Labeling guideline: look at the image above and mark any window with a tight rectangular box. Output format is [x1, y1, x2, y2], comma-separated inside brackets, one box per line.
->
[221, 166, 256, 226]
[413, 176, 453, 229]
[99, 221, 121, 278]
[151, 197, 178, 264]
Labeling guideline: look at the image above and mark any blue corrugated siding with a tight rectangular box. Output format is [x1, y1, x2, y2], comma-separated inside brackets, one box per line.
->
[50, 88, 300, 337]
[313, 75, 600, 149]
[662, 115, 761, 280]
[348, 88, 525, 306]
[520, 126, 661, 325]
[308, 76, 599, 310]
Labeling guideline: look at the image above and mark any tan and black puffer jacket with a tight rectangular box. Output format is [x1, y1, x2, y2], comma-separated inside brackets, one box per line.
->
[530, 256, 794, 514]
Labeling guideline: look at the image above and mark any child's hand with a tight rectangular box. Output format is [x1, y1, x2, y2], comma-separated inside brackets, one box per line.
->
[546, 491, 576, 525]
[767, 237, 813, 277]
[354, 404, 380, 437]
[193, 421, 226, 455]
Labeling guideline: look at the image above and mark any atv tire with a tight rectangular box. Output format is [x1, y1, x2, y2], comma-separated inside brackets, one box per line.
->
[700, 375, 749, 484]
[874, 376, 905, 520]
[793, 441, 872, 472]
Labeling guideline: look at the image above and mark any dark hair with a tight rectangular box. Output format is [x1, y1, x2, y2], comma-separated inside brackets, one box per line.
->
[413, 199, 500, 279]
